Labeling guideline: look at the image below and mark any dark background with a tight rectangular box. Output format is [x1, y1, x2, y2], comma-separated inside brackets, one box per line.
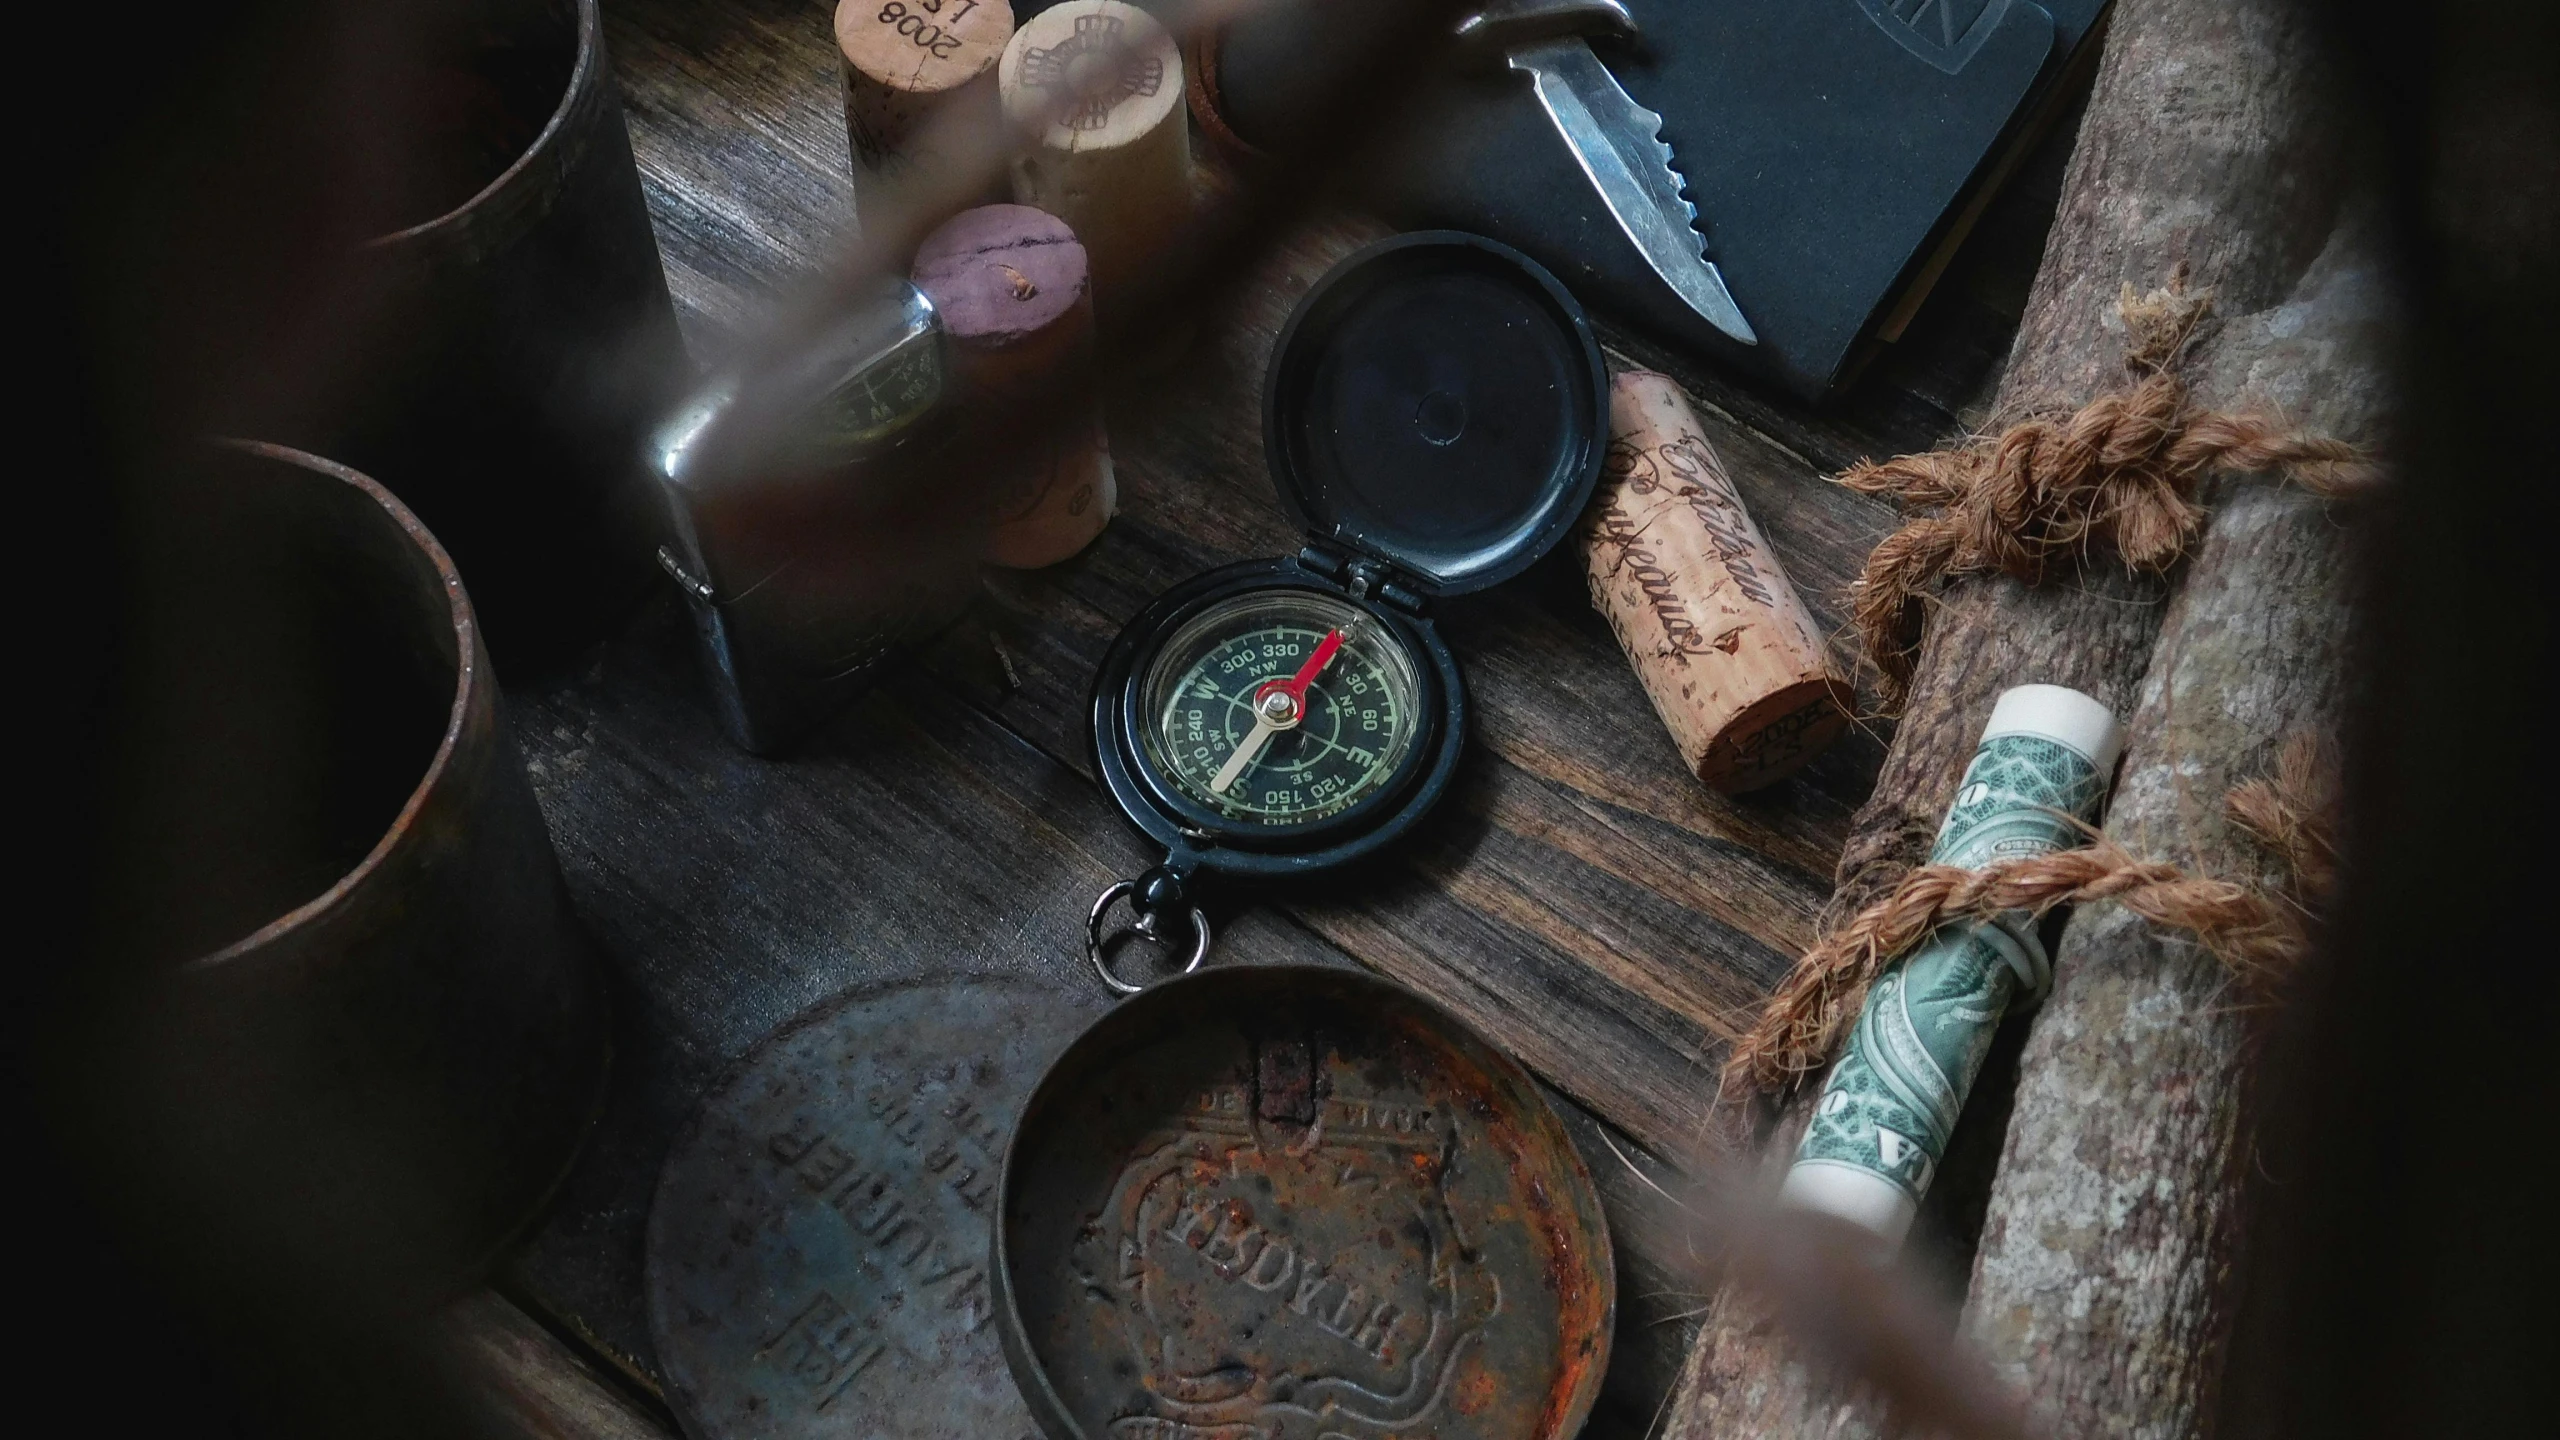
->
[16, 1, 2550, 1434]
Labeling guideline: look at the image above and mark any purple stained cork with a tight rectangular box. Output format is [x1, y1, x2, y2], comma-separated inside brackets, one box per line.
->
[911, 204, 1090, 359]
[910, 204, 1115, 568]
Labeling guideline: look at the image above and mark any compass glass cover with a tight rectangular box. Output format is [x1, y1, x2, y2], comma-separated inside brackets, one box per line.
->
[1138, 590, 1424, 826]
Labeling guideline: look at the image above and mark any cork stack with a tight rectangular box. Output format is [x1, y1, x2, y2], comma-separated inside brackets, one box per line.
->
[834, 0, 1013, 174]
[911, 204, 1115, 568]
[1585, 371, 1850, 791]
[997, 0, 1190, 319]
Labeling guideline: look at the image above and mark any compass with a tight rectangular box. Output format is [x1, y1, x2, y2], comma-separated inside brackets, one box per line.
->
[1140, 589, 1427, 827]
[1087, 232, 1606, 987]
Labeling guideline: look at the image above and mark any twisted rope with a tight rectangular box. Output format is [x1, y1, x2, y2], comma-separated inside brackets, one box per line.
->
[1727, 737, 2336, 1097]
[1845, 281, 2380, 710]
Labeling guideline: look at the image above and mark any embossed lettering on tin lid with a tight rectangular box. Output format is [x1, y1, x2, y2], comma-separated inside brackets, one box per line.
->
[648, 975, 1103, 1440]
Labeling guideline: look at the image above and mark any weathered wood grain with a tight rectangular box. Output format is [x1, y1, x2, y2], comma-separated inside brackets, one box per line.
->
[503, 600, 1706, 1434]
[511, 0, 2075, 1430]
[1963, 213, 2390, 1440]
[889, 203, 1883, 1161]
[1667, 0, 2357, 1435]
[505, 608, 1167, 1387]
[604, 0, 859, 353]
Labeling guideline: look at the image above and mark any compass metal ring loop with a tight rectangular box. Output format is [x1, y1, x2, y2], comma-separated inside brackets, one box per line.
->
[1087, 881, 1212, 996]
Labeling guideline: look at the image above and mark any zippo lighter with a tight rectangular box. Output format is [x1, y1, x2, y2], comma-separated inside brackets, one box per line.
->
[650, 281, 981, 754]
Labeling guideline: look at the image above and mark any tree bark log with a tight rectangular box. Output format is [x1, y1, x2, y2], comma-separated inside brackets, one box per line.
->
[1668, 0, 2351, 1434]
[1830, 0, 2350, 918]
[1960, 216, 2392, 1440]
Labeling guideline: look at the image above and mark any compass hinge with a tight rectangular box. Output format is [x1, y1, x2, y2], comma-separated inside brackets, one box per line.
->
[1299, 548, 1426, 614]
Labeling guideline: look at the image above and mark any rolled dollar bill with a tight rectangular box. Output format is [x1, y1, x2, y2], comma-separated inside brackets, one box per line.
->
[1782, 684, 2126, 1248]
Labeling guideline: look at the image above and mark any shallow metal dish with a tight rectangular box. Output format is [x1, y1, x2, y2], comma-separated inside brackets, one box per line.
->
[994, 965, 1614, 1440]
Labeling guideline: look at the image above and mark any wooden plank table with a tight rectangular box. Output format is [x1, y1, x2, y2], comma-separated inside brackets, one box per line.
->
[497, 2, 2081, 1433]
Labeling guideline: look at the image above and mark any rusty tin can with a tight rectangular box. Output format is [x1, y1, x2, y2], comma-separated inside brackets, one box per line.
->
[94, 440, 610, 1305]
[994, 966, 1615, 1440]
[318, 0, 684, 665]
[647, 975, 1106, 1440]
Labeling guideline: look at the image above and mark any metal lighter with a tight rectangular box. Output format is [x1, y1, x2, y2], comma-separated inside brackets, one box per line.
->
[651, 280, 981, 754]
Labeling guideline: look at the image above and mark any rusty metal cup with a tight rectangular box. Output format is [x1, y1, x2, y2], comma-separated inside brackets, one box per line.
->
[311, 0, 685, 668]
[92, 440, 610, 1307]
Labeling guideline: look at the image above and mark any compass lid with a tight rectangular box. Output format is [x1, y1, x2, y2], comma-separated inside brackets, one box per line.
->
[1264, 231, 1608, 597]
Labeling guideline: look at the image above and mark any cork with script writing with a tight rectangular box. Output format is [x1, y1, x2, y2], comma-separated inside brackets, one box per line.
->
[1586, 371, 1850, 792]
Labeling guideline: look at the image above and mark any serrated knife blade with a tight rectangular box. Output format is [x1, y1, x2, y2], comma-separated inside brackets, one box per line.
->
[1505, 37, 1756, 345]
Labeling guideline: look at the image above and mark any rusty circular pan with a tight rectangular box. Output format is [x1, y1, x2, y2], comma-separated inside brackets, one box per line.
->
[364, 0, 600, 256]
[98, 439, 608, 1303]
[321, 0, 684, 664]
[994, 966, 1615, 1440]
[647, 975, 1109, 1440]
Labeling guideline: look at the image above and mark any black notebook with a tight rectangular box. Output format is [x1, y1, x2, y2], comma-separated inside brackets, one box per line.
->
[1197, 0, 2109, 400]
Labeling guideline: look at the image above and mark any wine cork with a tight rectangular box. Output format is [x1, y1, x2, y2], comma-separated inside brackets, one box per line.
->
[912, 204, 1116, 567]
[997, 0, 1189, 316]
[1586, 371, 1850, 792]
[834, 0, 1013, 172]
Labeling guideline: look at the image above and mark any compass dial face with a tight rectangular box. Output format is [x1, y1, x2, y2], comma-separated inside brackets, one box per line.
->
[1138, 590, 1425, 826]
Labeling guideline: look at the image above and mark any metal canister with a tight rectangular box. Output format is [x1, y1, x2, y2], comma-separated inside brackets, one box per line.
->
[647, 975, 1108, 1440]
[651, 279, 983, 755]
[995, 966, 1616, 1440]
[89, 440, 610, 1306]
[313, 0, 685, 667]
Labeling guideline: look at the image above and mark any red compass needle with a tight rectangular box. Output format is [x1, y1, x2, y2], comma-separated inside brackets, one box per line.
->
[1210, 628, 1344, 795]
[1263, 627, 1344, 706]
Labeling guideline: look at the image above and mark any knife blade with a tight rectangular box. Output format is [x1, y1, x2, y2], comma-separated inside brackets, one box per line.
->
[1503, 36, 1756, 345]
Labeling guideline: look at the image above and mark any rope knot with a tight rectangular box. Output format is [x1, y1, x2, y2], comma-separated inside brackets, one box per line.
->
[1841, 280, 2375, 711]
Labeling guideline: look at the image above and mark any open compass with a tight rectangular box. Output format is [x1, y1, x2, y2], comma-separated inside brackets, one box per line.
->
[1141, 591, 1425, 826]
[1088, 232, 1606, 988]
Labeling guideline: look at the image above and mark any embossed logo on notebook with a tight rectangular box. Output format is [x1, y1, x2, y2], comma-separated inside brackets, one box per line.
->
[1857, 0, 2014, 75]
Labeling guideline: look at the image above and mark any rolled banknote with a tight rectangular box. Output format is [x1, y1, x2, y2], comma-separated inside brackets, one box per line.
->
[1782, 684, 2126, 1248]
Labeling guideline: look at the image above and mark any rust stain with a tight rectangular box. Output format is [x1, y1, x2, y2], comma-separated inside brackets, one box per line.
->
[1454, 1363, 1498, 1416]
[1005, 971, 1611, 1440]
[1392, 1013, 1613, 1437]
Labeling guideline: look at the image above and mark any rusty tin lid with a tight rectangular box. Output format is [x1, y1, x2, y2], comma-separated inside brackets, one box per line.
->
[647, 975, 1105, 1440]
[994, 966, 1615, 1440]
